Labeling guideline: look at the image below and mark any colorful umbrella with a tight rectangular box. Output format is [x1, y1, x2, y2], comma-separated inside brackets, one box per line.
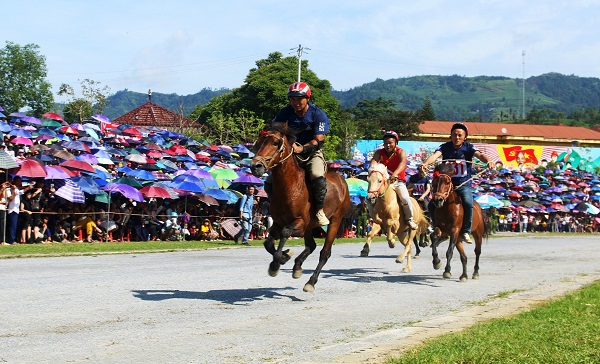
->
[476, 194, 504, 209]
[0, 150, 19, 170]
[345, 177, 368, 197]
[44, 166, 76, 180]
[42, 112, 65, 121]
[231, 174, 264, 185]
[209, 167, 239, 181]
[60, 159, 96, 173]
[54, 179, 85, 203]
[139, 185, 172, 199]
[103, 183, 144, 202]
[10, 137, 33, 146]
[16, 159, 47, 178]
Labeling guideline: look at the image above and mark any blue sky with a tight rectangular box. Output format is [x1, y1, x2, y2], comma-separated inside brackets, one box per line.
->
[3, 1, 600, 101]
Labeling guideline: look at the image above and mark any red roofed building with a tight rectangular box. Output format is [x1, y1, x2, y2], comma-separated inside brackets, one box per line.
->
[112, 93, 201, 131]
[419, 121, 600, 147]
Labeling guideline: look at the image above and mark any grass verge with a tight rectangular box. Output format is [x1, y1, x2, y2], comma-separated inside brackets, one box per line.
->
[388, 280, 600, 364]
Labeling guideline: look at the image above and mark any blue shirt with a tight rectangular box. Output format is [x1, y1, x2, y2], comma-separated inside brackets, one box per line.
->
[436, 141, 479, 186]
[272, 103, 329, 145]
[239, 193, 255, 216]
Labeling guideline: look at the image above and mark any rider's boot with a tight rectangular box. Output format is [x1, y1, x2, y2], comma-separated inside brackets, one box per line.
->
[312, 177, 329, 226]
[401, 202, 418, 230]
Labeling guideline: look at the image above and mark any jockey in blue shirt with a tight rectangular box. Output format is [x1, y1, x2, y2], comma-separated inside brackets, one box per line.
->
[269, 82, 330, 226]
[420, 123, 493, 243]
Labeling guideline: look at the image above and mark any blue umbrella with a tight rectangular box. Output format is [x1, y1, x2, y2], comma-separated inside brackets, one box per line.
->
[9, 128, 32, 138]
[168, 180, 204, 193]
[127, 169, 156, 181]
[476, 194, 504, 209]
[202, 188, 230, 201]
[0, 123, 12, 132]
[70, 176, 101, 194]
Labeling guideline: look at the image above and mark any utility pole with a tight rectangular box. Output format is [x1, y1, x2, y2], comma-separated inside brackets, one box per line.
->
[291, 44, 310, 82]
[522, 50, 526, 120]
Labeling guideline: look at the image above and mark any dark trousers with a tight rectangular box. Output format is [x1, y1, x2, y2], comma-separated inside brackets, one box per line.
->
[7, 212, 18, 244]
[0, 210, 6, 242]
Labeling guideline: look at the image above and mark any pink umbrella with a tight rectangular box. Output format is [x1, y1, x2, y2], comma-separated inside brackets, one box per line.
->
[10, 137, 33, 146]
[139, 185, 172, 199]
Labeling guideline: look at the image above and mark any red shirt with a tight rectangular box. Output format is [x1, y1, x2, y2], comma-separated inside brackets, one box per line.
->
[378, 146, 406, 182]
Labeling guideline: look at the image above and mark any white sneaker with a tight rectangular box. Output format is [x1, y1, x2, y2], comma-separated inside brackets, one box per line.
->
[427, 226, 434, 234]
[407, 218, 418, 230]
[461, 232, 473, 244]
[316, 210, 330, 226]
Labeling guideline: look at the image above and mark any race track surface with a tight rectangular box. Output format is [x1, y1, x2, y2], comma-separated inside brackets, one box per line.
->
[1, 234, 599, 363]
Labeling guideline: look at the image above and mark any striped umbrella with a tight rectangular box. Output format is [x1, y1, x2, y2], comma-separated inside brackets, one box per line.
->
[54, 179, 86, 203]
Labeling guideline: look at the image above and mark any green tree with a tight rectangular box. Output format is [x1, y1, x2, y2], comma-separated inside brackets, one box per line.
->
[58, 79, 111, 122]
[419, 96, 436, 120]
[0, 41, 53, 115]
[192, 52, 343, 156]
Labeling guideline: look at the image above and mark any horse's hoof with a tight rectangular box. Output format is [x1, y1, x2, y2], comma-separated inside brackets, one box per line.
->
[268, 268, 279, 277]
[443, 272, 452, 279]
[395, 257, 404, 264]
[434, 262, 441, 270]
[388, 242, 396, 249]
[292, 269, 302, 279]
[413, 254, 420, 259]
[401, 267, 410, 273]
[472, 273, 480, 280]
[303, 283, 315, 293]
[360, 250, 369, 257]
[460, 276, 468, 282]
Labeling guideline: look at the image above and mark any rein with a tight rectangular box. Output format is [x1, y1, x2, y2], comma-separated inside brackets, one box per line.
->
[367, 169, 392, 199]
[253, 133, 295, 170]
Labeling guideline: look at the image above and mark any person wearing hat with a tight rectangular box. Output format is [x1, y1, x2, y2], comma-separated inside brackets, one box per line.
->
[420, 123, 493, 244]
[369, 130, 418, 230]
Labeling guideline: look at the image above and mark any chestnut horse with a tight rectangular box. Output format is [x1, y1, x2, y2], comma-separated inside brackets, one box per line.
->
[250, 123, 351, 292]
[360, 163, 425, 272]
[429, 163, 488, 281]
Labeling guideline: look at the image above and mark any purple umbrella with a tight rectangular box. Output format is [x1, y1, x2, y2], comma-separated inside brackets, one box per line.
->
[77, 154, 99, 165]
[9, 112, 26, 118]
[103, 183, 144, 202]
[21, 116, 41, 125]
[44, 166, 74, 180]
[231, 174, 264, 185]
[91, 114, 110, 123]
[179, 168, 214, 180]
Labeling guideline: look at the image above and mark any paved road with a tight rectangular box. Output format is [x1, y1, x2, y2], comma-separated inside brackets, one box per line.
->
[1, 235, 599, 363]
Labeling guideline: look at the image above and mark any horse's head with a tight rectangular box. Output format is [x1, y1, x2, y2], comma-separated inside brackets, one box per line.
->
[250, 122, 297, 177]
[431, 163, 455, 207]
[366, 163, 389, 205]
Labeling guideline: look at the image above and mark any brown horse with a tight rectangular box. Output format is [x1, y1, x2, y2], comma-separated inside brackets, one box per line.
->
[360, 163, 425, 272]
[429, 163, 488, 281]
[250, 123, 351, 292]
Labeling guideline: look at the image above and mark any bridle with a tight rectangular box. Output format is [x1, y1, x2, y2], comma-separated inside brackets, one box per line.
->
[433, 173, 454, 201]
[252, 132, 295, 170]
[367, 169, 391, 199]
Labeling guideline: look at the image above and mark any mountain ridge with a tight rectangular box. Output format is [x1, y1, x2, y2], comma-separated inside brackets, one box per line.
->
[102, 73, 600, 122]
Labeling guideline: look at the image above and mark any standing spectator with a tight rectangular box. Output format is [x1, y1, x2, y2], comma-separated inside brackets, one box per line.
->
[6, 176, 24, 245]
[234, 185, 255, 246]
[0, 181, 9, 244]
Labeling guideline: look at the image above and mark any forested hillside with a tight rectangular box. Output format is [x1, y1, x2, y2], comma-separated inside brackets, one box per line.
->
[102, 73, 600, 123]
[102, 88, 229, 120]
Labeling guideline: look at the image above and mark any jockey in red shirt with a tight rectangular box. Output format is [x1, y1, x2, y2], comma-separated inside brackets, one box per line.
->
[369, 131, 418, 230]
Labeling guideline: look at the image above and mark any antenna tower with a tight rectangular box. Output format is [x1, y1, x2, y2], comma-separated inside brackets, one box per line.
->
[522, 50, 526, 119]
[291, 44, 310, 82]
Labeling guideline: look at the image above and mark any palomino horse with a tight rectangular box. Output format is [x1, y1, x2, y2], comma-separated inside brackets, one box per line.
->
[360, 163, 425, 272]
[428, 163, 488, 281]
[250, 123, 351, 292]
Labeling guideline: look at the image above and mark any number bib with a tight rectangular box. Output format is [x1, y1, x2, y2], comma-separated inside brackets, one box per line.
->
[413, 183, 425, 195]
[449, 160, 467, 177]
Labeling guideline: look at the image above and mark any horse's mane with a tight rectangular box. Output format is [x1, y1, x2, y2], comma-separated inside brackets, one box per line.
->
[435, 163, 455, 176]
[368, 162, 389, 178]
[263, 122, 298, 145]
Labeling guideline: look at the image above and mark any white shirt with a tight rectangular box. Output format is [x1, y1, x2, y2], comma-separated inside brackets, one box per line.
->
[7, 188, 22, 214]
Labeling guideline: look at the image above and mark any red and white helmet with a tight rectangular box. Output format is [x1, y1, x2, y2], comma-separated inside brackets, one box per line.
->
[383, 130, 399, 141]
[287, 82, 311, 98]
